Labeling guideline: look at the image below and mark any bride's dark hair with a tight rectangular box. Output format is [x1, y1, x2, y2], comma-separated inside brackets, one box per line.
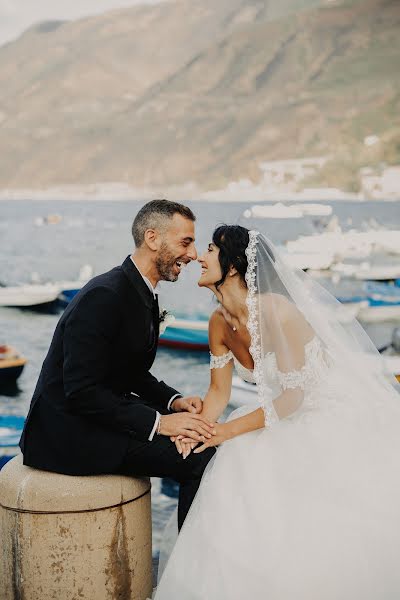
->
[212, 224, 278, 293]
[212, 225, 249, 290]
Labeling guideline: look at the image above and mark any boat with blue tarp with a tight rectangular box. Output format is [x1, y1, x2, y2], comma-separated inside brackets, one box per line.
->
[159, 318, 209, 350]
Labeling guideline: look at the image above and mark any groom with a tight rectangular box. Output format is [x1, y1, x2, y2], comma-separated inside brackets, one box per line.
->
[20, 199, 216, 528]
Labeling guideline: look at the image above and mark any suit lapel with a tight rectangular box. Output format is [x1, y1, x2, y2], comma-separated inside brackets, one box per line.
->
[153, 294, 160, 338]
[121, 256, 154, 310]
[121, 256, 160, 352]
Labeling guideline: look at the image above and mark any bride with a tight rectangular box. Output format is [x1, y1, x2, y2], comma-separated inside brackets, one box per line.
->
[154, 225, 400, 599]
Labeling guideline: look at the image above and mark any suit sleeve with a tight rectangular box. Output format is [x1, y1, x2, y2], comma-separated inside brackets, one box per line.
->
[63, 285, 157, 441]
[133, 371, 182, 412]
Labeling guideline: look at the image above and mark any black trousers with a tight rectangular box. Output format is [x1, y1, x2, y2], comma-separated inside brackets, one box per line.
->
[117, 435, 215, 530]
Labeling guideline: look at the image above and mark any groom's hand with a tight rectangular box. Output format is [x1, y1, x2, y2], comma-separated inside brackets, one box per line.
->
[171, 396, 202, 414]
[158, 413, 216, 442]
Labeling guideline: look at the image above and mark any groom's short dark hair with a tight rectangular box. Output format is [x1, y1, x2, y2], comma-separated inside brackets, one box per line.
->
[132, 199, 196, 247]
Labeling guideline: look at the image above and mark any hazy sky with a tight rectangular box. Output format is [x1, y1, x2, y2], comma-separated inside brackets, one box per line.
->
[0, 0, 165, 45]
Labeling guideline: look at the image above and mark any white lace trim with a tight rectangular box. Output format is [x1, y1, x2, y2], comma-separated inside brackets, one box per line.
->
[210, 351, 234, 369]
[269, 336, 329, 391]
[245, 230, 277, 427]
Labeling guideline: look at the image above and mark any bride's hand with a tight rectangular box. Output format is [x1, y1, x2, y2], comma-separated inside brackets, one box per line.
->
[192, 423, 233, 453]
[170, 436, 198, 459]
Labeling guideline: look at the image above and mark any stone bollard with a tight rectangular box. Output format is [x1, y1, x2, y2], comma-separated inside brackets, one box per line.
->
[0, 455, 152, 600]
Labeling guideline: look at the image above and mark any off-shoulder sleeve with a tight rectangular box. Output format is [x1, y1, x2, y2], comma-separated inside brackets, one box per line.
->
[210, 350, 234, 369]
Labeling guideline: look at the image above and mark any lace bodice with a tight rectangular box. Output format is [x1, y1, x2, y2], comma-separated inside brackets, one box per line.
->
[265, 336, 328, 392]
[210, 336, 328, 393]
[233, 358, 256, 384]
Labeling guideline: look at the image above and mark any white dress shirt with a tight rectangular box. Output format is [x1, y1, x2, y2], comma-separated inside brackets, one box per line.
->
[130, 257, 181, 440]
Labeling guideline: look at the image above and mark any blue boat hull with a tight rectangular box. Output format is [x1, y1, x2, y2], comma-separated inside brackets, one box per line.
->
[0, 454, 15, 469]
[58, 288, 81, 308]
[0, 363, 25, 384]
[0, 414, 25, 470]
[159, 326, 209, 350]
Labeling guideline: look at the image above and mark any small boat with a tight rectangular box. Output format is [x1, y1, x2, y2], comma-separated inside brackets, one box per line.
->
[0, 346, 27, 384]
[357, 283, 400, 322]
[57, 266, 92, 307]
[34, 214, 62, 226]
[281, 249, 335, 271]
[293, 203, 333, 217]
[287, 228, 400, 263]
[57, 288, 81, 308]
[0, 265, 92, 309]
[364, 281, 400, 302]
[379, 328, 400, 382]
[358, 303, 400, 323]
[331, 263, 400, 282]
[336, 299, 400, 324]
[159, 318, 209, 350]
[0, 414, 24, 470]
[244, 204, 303, 219]
[0, 282, 61, 308]
[244, 203, 333, 220]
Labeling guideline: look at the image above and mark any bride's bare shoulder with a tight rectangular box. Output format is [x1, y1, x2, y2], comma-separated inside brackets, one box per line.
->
[209, 308, 229, 344]
[209, 307, 225, 331]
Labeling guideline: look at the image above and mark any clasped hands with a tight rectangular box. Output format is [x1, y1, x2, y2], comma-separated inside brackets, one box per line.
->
[158, 396, 230, 459]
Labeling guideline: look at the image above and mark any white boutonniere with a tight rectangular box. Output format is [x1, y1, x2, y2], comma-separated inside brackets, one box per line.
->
[159, 309, 175, 335]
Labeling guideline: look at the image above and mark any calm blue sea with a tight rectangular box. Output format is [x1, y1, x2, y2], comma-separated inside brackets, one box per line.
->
[1, 198, 400, 551]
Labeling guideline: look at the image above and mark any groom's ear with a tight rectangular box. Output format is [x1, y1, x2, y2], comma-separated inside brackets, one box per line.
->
[144, 228, 160, 251]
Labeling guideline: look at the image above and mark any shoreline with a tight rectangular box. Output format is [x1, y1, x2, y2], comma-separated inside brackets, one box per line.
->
[0, 183, 398, 203]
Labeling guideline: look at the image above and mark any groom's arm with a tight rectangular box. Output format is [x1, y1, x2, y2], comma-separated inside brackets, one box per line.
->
[131, 373, 183, 440]
[63, 286, 158, 442]
[133, 372, 182, 410]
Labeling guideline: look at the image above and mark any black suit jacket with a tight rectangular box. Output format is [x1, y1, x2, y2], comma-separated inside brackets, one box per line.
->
[19, 257, 180, 475]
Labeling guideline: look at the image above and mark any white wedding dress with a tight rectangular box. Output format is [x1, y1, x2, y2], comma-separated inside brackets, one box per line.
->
[154, 337, 400, 599]
[155, 231, 400, 599]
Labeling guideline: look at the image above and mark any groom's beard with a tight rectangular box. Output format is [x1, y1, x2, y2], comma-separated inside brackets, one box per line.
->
[156, 241, 182, 282]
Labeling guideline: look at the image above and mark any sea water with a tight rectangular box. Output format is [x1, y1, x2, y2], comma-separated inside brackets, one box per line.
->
[1, 198, 400, 551]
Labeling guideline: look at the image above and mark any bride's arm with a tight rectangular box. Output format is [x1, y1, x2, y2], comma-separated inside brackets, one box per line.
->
[200, 311, 234, 423]
[194, 307, 308, 454]
[192, 310, 265, 453]
[193, 407, 265, 454]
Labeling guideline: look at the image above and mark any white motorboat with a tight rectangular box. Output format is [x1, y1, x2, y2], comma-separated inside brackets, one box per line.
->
[331, 263, 400, 281]
[244, 203, 333, 220]
[286, 229, 400, 262]
[0, 283, 61, 307]
[358, 304, 400, 323]
[293, 203, 333, 217]
[0, 265, 92, 309]
[283, 251, 335, 271]
[244, 203, 303, 219]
